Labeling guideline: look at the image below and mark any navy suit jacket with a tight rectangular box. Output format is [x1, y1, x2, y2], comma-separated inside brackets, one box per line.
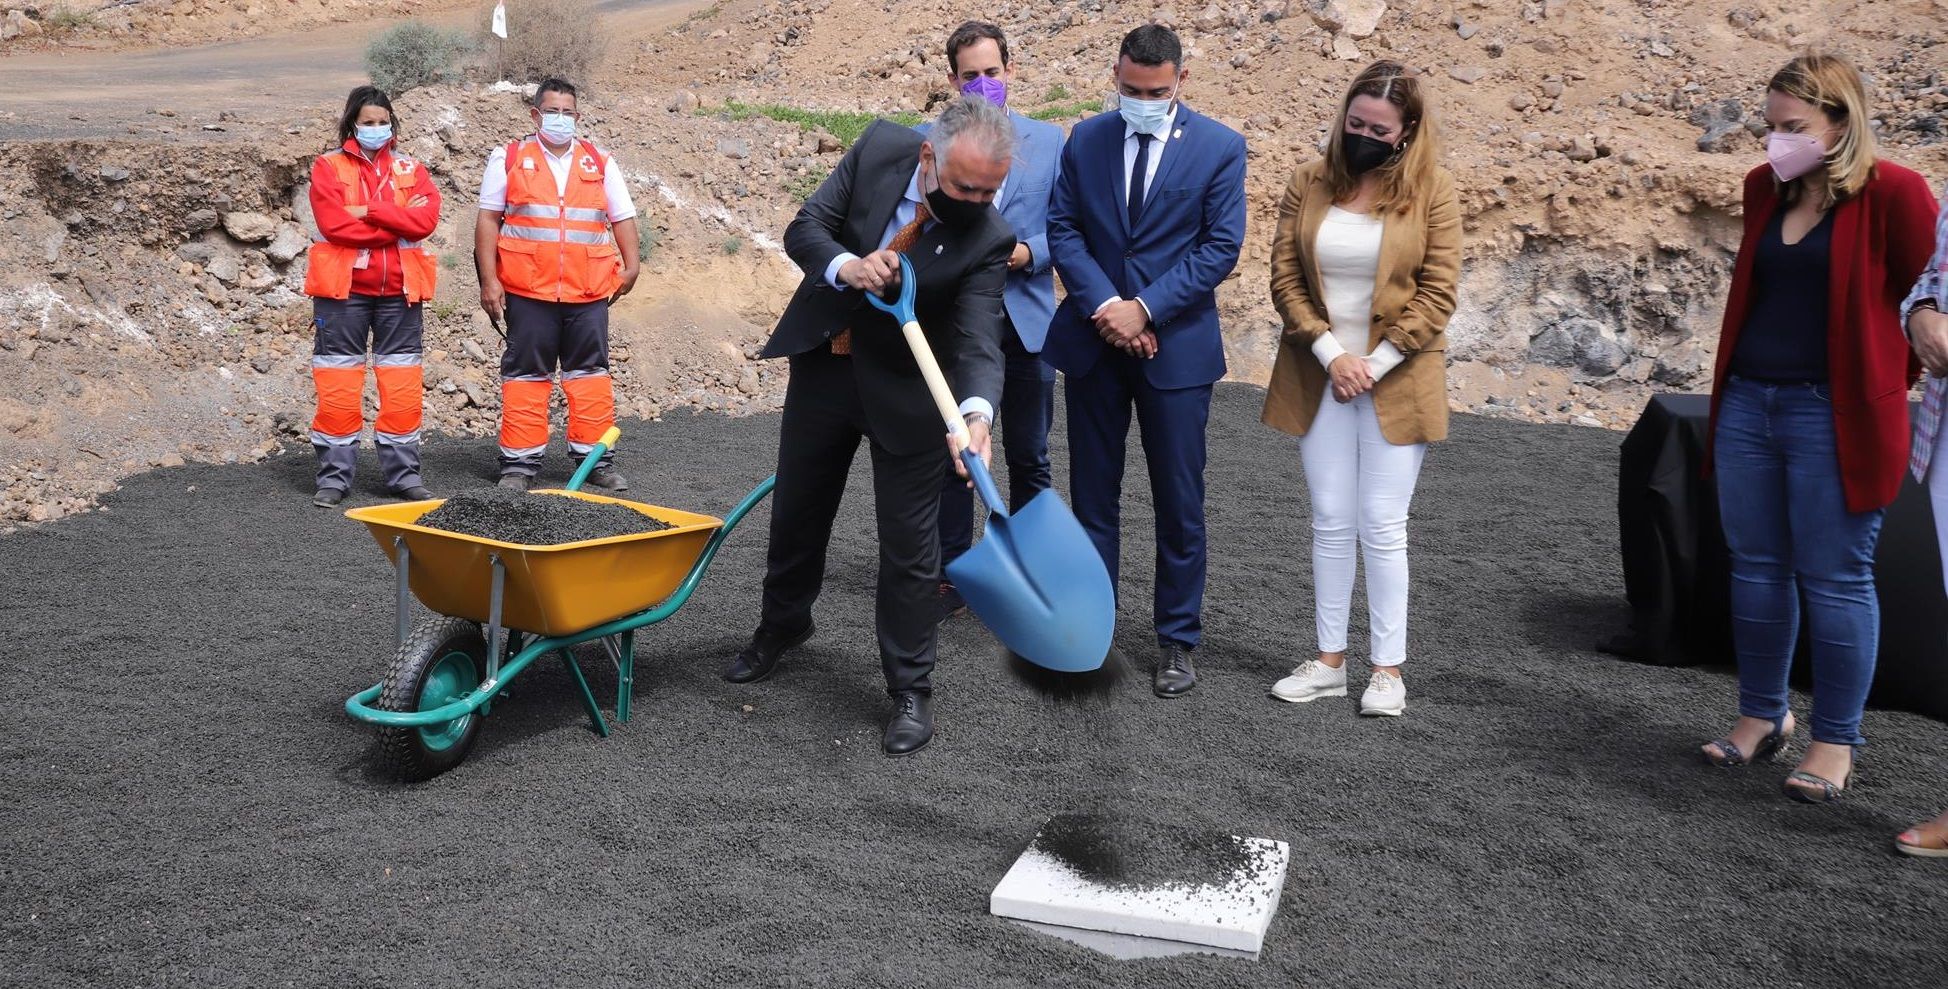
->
[1045, 105, 1247, 389]
[917, 108, 1063, 351]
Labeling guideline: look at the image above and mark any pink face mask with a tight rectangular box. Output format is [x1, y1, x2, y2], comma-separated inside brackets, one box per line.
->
[1766, 131, 1827, 183]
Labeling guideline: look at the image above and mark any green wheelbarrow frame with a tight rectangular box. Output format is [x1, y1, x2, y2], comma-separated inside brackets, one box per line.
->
[343, 471, 775, 753]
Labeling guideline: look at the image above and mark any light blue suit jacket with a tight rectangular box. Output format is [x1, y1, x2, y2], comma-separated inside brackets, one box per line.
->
[917, 108, 1063, 351]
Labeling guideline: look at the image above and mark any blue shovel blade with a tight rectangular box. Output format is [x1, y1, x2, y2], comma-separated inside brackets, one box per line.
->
[947, 488, 1115, 672]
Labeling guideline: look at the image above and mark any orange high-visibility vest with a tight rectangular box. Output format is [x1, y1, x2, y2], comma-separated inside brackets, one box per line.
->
[303, 150, 437, 303]
[496, 138, 623, 304]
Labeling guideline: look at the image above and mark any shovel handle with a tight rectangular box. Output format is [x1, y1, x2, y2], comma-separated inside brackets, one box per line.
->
[900, 320, 969, 452]
[866, 254, 968, 451]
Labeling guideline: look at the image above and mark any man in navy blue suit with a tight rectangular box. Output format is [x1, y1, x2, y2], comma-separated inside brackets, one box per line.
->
[924, 21, 1066, 620]
[1045, 24, 1247, 697]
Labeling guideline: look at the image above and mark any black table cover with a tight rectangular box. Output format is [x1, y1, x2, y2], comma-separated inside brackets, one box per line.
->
[1603, 393, 1948, 722]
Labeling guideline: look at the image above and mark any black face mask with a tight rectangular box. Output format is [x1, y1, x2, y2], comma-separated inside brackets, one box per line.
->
[924, 158, 991, 228]
[1344, 132, 1398, 176]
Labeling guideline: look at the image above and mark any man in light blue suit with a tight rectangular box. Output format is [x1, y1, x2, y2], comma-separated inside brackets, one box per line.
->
[1045, 24, 1247, 697]
[922, 21, 1065, 620]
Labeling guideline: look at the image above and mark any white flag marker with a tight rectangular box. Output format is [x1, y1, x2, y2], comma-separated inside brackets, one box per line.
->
[491, 1, 507, 39]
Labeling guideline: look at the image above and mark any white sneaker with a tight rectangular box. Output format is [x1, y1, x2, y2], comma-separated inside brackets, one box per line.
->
[1270, 659, 1347, 703]
[1359, 670, 1406, 717]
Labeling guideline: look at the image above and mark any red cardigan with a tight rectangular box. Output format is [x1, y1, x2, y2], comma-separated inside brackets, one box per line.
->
[1709, 161, 1940, 512]
[307, 140, 442, 297]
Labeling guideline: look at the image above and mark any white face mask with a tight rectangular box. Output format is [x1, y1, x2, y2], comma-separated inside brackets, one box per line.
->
[1117, 90, 1175, 137]
[537, 111, 576, 145]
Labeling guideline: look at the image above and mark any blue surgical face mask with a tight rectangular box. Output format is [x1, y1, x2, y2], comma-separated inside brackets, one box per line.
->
[537, 110, 577, 145]
[1116, 88, 1175, 137]
[354, 124, 392, 151]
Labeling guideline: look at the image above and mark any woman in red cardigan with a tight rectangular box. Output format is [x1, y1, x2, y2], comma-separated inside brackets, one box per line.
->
[1699, 52, 1939, 802]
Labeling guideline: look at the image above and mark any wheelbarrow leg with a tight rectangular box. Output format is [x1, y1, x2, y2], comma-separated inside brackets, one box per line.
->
[620, 631, 635, 725]
[392, 536, 412, 653]
[560, 648, 611, 738]
[600, 633, 634, 725]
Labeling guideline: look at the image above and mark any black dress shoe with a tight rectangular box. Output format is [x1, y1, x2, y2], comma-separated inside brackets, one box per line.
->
[882, 691, 934, 756]
[312, 488, 345, 508]
[497, 474, 530, 492]
[722, 621, 814, 684]
[392, 485, 434, 501]
[1154, 643, 1197, 698]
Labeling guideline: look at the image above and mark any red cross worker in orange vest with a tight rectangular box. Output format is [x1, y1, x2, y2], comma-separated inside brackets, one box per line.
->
[475, 77, 642, 491]
[303, 85, 442, 508]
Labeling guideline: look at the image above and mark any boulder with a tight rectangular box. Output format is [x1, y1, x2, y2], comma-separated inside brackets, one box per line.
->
[182, 208, 220, 234]
[221, 211, 277, 243]
[1691, 99, 1749, 154]
[265, 223, 307, 265]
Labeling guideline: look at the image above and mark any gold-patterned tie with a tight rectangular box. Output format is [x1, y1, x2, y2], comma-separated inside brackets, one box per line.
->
[831, 198, 931, 356]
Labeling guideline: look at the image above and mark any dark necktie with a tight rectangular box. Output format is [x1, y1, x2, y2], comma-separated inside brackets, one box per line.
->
[1128, 132, 1153, 228]
[832, 198, 931, 356]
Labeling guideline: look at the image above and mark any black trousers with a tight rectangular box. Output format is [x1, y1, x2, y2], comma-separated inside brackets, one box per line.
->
[760, 347, 943, 696]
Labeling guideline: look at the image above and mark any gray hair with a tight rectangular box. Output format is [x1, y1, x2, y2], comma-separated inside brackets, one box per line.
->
[930, 95, 1015, 163]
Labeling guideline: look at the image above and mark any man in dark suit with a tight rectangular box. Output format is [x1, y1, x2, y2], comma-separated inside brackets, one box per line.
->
[724, 97, 1018, 756]
[1045, 24, 1248, 698]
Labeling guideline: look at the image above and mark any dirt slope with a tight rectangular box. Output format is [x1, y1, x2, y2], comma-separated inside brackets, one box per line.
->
[0, 0, 1944, 530]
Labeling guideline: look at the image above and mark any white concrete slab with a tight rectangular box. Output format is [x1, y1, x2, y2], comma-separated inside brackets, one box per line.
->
[989, 824, 1290, 955]
[1006, 920, 1259, 960]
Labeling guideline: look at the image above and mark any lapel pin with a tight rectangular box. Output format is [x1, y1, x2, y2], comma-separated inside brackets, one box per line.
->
[934, 245, 944, 255]
[1173, 128, 1183, 139]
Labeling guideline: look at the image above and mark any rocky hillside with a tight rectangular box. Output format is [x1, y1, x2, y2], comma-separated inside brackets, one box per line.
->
[0, 0, 1944, 530]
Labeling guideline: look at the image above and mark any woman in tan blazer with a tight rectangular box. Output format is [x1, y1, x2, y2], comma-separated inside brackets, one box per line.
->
[1262, 60, 1462, 717]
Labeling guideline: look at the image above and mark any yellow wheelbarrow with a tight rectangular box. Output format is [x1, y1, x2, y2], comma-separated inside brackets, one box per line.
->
[342, 428, 773, 780]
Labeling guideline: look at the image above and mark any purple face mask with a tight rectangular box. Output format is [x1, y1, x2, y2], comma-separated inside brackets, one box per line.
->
[960, 75, 1007, 108]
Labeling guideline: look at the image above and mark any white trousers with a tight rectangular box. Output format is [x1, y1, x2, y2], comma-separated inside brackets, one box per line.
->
[1931, 413, 1948, 598]
[1299, 391, 1427, 666]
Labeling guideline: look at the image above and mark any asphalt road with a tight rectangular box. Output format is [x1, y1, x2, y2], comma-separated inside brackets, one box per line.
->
[0, 0, 700, 142]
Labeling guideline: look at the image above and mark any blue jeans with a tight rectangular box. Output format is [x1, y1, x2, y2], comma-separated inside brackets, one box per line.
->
[1713, 376, 1886, 745]
[938, 329, 1056, 563]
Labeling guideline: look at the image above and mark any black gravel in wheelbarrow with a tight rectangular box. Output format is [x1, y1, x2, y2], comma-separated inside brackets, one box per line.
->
[3, 384, 1946, 989]
[414, 486, 672, 544]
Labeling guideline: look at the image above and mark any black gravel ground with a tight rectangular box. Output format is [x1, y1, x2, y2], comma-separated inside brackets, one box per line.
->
[414, 486, 673, 545]
[3, 383, 1945, 988]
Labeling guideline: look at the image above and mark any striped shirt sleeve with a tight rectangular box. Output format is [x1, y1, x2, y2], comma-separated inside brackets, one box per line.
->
[1903, 188, 1948, 326]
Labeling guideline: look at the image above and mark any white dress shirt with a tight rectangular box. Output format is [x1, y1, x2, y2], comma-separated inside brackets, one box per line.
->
[1097, 104, 1181, 322]
[478, 139, 637, 222]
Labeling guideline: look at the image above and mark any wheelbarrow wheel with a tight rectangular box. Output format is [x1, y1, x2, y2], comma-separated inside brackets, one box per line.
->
[375, 616, 488, 781]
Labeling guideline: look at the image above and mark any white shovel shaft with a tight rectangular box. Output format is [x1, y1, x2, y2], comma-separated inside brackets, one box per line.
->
[900, 319, 969, 452]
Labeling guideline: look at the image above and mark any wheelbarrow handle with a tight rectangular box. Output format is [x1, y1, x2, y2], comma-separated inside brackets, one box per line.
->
[865, 254, 966, 451]
[565, 426, 622, 491]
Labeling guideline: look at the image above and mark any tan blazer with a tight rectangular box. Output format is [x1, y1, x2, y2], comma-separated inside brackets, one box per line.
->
[1261, 159, 1462, 445]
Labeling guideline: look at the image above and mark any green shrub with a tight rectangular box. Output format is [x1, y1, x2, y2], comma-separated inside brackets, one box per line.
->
[638, 225, 662, 259]
[365, 21, 473, 95]
[1028, 100, 1100, 122]
[721, 236, 744, 256]
[1043, 83, 1072, 103]
[784, 168, 830, 203]
[702, 102, 921, 148]
[478, 0, 606, 86]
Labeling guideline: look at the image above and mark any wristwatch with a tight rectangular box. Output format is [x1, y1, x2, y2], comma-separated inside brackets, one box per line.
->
[1915, 299, 1941, 313]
